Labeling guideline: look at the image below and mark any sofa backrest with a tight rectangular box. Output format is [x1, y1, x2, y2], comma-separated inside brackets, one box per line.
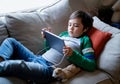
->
[0, 17, 8, 44]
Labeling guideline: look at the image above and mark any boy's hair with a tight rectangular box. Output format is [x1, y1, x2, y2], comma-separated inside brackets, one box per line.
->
[69, 10, 93, 30]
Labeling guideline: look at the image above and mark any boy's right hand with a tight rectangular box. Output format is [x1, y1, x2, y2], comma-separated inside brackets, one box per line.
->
[63, 46, 73, 56]
[41, 27, 52, 38]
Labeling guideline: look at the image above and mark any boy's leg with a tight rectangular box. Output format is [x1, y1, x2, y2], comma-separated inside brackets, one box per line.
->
[0, 60, 54, 83]
[0, 38, 36, 61]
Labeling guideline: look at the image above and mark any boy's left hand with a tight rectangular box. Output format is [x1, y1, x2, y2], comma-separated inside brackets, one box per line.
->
[41, 27, 52, 38]
[63, 46, 73, 56]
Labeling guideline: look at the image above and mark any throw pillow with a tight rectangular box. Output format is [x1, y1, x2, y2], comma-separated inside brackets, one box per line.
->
[87, 27, 112, 59]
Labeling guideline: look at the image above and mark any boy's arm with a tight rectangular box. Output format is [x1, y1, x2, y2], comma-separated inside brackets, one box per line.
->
[67, 36, 96, 72]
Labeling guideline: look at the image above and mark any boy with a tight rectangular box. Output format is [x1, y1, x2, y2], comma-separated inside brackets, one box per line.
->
[0, 10, 96, 83]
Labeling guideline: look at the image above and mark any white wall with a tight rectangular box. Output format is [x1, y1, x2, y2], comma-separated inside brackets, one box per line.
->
[0, 0, 57, 14]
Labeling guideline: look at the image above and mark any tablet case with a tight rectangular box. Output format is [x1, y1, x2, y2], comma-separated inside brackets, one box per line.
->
[43, 30, 65, 54]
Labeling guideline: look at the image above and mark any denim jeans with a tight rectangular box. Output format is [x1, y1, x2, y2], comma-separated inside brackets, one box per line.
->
[0, 38, 54, 83]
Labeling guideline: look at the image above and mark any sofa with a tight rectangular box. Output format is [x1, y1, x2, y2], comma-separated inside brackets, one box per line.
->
[0, 0, 120, 84]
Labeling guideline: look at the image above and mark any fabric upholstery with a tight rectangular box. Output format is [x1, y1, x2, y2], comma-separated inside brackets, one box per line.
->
[93, 16, 120, 82]
[4, 12, 45, 53]
[112, 11, 120, 23]
[37, 0, 72, 35]
[100, 0, 117, 6]
[112, 0, 120, 11]
[0, 77, 26, 84]
[93, 16, 120, 34]
[62, 70, 110, 84]
[112, 0, 120, 22]
[36, 0, 99, 35]
[0, 17, 8, 44]
[97, 79, 112, 84]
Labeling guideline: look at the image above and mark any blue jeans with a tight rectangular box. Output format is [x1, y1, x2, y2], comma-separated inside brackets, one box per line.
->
[0, 38, 54, 83]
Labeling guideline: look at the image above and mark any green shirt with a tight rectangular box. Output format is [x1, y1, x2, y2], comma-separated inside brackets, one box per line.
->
[45, 31, 96, 72]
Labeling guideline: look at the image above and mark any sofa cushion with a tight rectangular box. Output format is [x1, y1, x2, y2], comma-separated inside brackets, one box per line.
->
[112, 0, 120, 23]
[93, 16, 120, 81]
[112, 0, 120, 11]
[37, 0, 72, 35]
[100, 0, 117, 6]
[97, 79, 113, 84]
[58, 70, 111, 84]
[0, 77, 26, 84]
[98, 34, 120, 81]
[87, 27, 112, 59]
[112, 11, 120, 23]
[93, 16, 120, 34]
[0, 17, 8, 44]
[4, 12, 45, 53]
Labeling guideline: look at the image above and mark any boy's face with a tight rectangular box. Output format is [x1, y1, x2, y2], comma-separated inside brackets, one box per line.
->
[68, 18, 85, 38]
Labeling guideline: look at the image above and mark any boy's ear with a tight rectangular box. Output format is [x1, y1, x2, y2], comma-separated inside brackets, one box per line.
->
[83, 29, 88, 33]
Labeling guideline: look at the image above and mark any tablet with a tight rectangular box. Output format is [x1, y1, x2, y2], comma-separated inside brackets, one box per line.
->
[42, 30, 65, 54]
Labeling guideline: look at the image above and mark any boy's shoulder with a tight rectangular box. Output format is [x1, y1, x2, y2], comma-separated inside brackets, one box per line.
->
[83, 35, 90, 39]
[81, 35, 91, 43]
[81, 35, 90, 39]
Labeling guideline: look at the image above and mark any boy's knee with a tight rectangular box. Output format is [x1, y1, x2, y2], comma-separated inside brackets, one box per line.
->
[6, 38, 16, 42]
[4, 38, 17, 44]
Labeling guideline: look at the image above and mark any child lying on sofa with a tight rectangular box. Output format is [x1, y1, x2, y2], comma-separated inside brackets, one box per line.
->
[0, 10, 96, 84]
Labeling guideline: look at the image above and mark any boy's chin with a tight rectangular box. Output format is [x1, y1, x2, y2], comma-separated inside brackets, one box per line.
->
[69, 34, 76, 38]
[69, 33, 79, 38]
[69, 34, 73, 37]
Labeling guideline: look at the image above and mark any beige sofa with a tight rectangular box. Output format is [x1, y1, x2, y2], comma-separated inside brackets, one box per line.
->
[0, 0, 120, 84]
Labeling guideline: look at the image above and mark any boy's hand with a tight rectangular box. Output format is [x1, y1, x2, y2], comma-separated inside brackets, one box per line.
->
[63, 46, 73, 56]
[41, 27, 52, 38]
